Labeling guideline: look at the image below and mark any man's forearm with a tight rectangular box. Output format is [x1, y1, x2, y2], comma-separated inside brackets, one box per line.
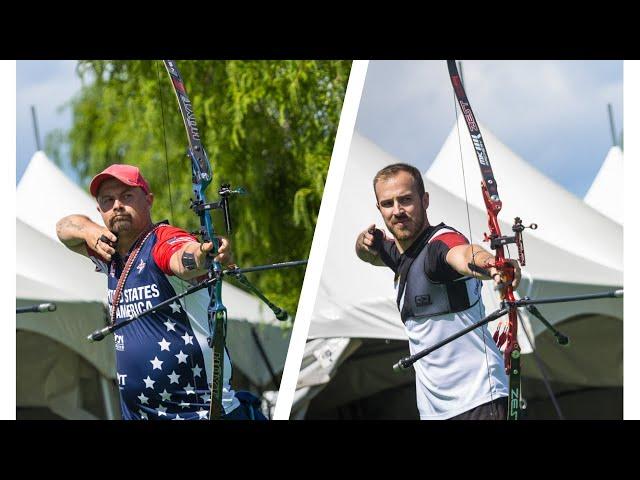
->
[171, 242, 212, 281]
[356, 246, 386, 266]
[468, 245, 495, 270]
[56, 215, 96, 248]
[448, 244, 496, 278]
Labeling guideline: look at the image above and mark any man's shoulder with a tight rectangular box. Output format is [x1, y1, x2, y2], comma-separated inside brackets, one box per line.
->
[154, 224, 196, 245]
[428, 224, 468, 247]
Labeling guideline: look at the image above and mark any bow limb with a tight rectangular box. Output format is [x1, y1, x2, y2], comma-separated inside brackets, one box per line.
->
[447, 60, 521, 420]
[163, 59, 227, 420]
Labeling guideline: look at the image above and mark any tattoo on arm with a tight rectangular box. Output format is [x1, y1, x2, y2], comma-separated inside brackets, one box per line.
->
[181, 252, 197, 271]
[471, 248, 492, 267]
[57, 217, 88, 247]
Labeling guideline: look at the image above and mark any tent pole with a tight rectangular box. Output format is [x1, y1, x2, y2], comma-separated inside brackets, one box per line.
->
[100, 376, 116, 420]
[30, 105, 42, 151]
[607, 103, 617, 147]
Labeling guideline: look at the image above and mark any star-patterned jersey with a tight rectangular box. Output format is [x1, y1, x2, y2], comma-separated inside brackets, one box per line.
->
[88, 223, 240, 420]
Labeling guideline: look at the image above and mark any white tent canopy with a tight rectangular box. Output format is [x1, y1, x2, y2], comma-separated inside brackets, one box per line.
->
[17, 218, 113, 374]
[295, 131, 622, 419]
[17, 151, 104, 242]
[584, 146, 623, 225]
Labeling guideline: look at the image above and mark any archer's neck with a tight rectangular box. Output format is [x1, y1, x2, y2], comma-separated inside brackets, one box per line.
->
[116, 221, 154, 256]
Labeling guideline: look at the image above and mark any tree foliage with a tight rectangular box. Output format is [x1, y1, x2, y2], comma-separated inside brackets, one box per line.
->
[50, 60, 351, 318]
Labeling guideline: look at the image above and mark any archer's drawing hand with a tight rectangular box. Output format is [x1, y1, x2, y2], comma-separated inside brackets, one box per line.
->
[356, 224, 385, 264]
[88, 227, 118, 262]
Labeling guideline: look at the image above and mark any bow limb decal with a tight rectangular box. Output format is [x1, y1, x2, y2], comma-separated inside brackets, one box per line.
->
[392, 60, 623, 421]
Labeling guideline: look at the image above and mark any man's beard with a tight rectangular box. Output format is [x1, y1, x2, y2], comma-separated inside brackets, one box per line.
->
[110, 215, 133, 233]
[387, 211, 425, 241]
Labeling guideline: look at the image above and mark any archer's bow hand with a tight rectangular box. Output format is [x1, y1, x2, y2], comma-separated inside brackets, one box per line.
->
[172, 236, 233, 280]
[491, 259, 521, 293]
[466, 253, 521, 292]
[198, 236, 233, 267]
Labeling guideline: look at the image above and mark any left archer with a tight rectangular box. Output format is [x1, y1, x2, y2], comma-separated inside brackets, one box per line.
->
[55, 164, 258, 420]
[56, 61, 310, 420]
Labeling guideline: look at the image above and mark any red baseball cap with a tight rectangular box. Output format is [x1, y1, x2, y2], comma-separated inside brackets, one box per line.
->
[89, 164, 151, 197]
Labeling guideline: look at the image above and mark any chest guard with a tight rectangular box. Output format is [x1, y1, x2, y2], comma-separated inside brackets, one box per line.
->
[399, 228, 481, 324]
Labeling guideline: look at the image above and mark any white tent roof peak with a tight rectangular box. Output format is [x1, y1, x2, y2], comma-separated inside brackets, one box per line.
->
[17, 151, 103, 242]
[584, 145, 623, 225]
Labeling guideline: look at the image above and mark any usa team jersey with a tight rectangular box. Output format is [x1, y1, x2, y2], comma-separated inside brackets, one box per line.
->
[89, 223, 240, 420]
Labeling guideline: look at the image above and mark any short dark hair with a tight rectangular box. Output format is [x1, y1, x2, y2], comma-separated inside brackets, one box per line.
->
[373, 163, 426, 199]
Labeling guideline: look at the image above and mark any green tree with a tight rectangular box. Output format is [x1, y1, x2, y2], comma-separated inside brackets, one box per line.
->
[50, 60, 351, 319]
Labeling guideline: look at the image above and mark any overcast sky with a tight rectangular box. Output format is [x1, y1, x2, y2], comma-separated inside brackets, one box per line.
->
[356, 60, 623, 198]
[16, 60, 623, 199]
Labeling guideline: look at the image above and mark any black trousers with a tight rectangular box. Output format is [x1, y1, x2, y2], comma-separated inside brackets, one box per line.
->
[449, 396, 508, 420]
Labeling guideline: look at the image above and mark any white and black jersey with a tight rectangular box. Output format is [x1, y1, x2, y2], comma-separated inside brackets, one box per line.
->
[377, 223, 508, 419]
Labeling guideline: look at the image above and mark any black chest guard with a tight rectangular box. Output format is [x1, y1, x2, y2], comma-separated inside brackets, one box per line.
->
[397, 225, 481, 324]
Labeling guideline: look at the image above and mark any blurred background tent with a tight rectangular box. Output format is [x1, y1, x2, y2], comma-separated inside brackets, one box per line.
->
[584, 145, 623, 225]
[293, 130, 623, 420]
[16, 151, 292, 419]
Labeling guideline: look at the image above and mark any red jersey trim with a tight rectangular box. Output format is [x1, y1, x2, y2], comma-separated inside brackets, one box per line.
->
[152, 225, 198, 275]
[429, 231, 469, 249]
